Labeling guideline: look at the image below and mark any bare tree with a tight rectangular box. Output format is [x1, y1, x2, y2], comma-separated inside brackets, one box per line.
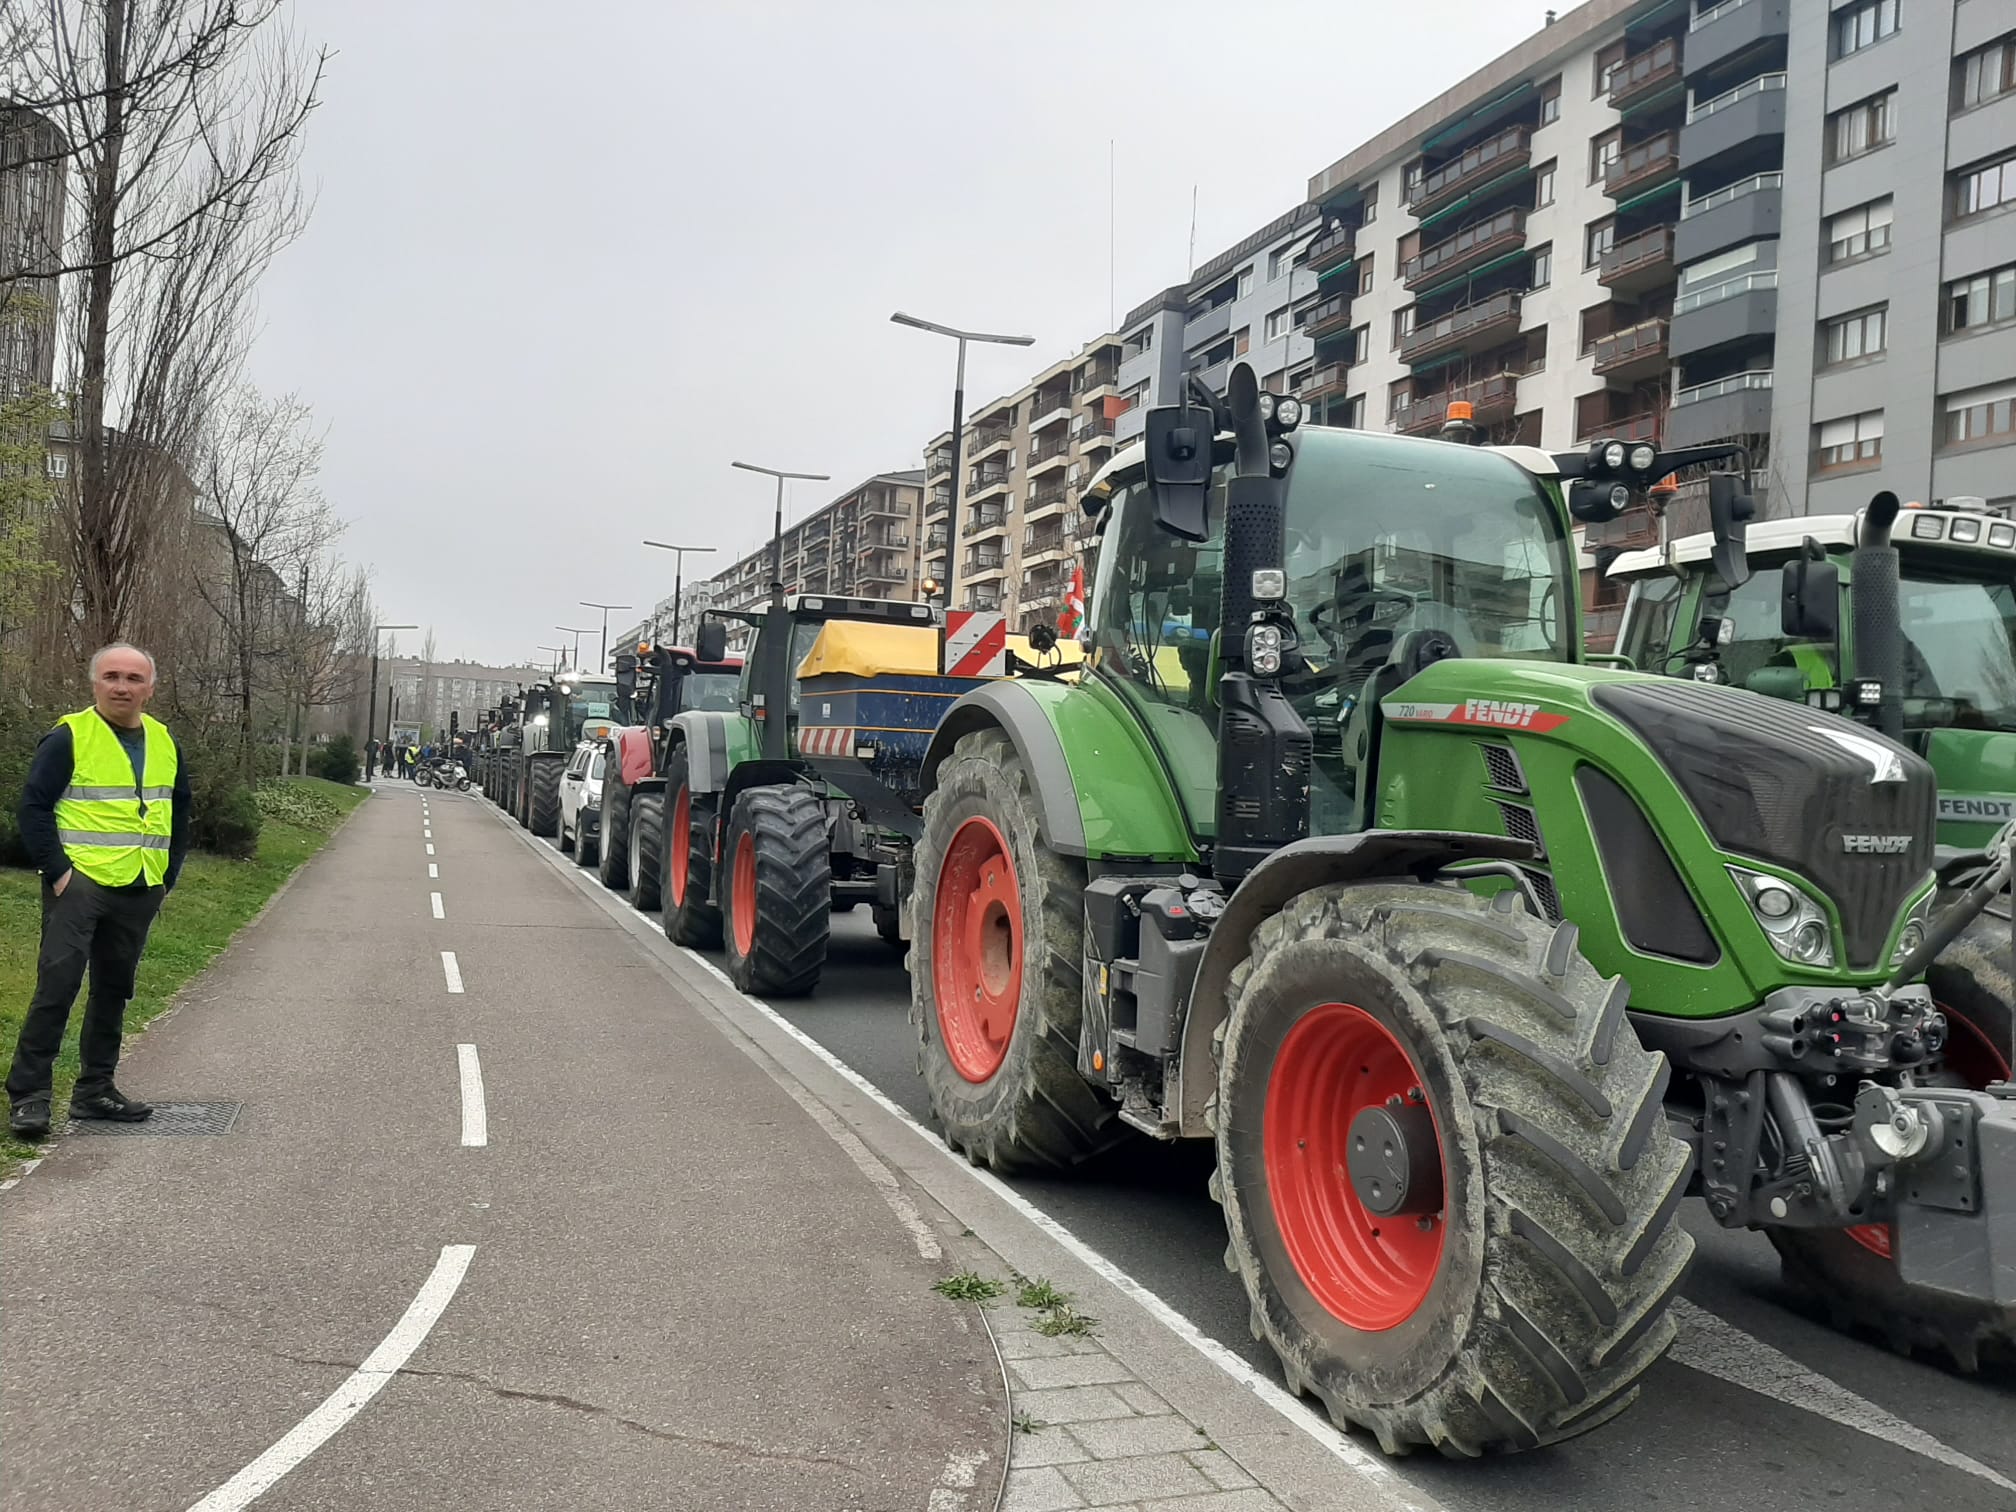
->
[5, 1, 325, 648]
[190, 384, 335, 778]
[276, 552, 370, 773]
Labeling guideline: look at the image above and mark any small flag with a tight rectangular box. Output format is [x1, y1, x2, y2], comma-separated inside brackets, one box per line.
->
[1059, 564, 1086, 637]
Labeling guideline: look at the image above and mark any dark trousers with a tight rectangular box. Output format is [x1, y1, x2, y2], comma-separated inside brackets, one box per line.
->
[6, 875, 165, 1102]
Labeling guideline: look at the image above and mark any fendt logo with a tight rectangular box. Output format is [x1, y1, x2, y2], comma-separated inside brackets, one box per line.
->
[1382, 700, 1570, 734]
[1462, 699, 1545, 728]
[1841, 833, 1912, 854]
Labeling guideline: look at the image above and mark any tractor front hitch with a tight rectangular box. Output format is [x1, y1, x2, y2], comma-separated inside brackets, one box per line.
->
[1884, 1083, 2016, 1309]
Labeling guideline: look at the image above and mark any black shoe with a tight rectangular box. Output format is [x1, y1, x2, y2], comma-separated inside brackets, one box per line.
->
[69, 1087, 152, 1122]
[10, 1096, 51, 1139]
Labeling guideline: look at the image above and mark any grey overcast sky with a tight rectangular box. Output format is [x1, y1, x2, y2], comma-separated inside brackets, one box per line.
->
[247, 0, 1546, 668]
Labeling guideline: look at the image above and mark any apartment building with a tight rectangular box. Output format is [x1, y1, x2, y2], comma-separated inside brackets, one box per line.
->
[385, 657, 546, 738]
[926, 338, 1123, 628]
[700, 470, 926, 653]
[0, 104, 67, 397]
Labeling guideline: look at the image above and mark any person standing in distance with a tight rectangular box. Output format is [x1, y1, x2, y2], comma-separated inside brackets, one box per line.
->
[7, 644, 189, 1138]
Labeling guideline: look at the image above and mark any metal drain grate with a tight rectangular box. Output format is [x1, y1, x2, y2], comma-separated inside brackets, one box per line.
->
[66, 1100, 241, 1136]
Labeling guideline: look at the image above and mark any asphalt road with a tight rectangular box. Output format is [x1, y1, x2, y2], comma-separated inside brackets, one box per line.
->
[758, 905, 2016, 1512]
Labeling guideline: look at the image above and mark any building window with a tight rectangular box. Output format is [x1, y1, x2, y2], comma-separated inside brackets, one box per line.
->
[1833, 0, 1899, 60]
[1952, 151, 2016, 219]
[1590, 128, 1622, 183]
[1944, 383, 2016, 446]
[1264, 305, 1293, 341]
[1391, 306, 1414, 348]
[1530, 243, 1553, 289]
[1348, 324, 1370, 365]
[1584, 218, 1615, 268]
[1289, 365, 1314, 391]
[1946, 262, 2016, 333]
[1268, 245, 1293, 281]
[1539, 75, 1561, 126]
[1361, 183, 1378, 225]
[1534, 161, 1556, 207]
[1823, 306, 1886, 365]
[1826, 197, 1893, 262]
[1237, 266, 1255, 299]
[1341, 394, 1366, 428]
[1357, 257, 1374, 295]
[1815, 410, 1885, 469]
[1830, 90, 1895, 163]
[1956, 34, 2016, 111]
[1594, 39, 1626, 96]
[44, 452, 66, 478]
[1127, 325, 1153, 355]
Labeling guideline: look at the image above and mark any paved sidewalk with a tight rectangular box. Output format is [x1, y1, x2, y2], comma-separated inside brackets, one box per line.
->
[1, 782, 1006, 1510]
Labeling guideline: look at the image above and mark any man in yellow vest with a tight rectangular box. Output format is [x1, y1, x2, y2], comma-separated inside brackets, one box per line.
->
[7, 644, 189, 1138]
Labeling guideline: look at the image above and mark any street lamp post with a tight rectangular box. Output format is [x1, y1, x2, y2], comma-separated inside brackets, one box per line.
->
[641, 541, 718, 648]
[536, 644, 565, 676]
[579, 599, 632, 675]
[366, 622, 418, 778]
[731, 460, 831, 760]
[555, 626, 591, 671]
[890, 312, 1034, 610]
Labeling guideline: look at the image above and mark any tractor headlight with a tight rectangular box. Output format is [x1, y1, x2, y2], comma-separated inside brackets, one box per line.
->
[1275, 397, 1303, 430]
[1270, 441, 1293, 473]
[1889, 892, 1934, 970]
[1248, 623, 1284, 675]
[1258, 393, 1275, 420]
[1602, 440, 1627, 471]
[1730, 866, 1834, 968]
[1629, 443, 1657, 473]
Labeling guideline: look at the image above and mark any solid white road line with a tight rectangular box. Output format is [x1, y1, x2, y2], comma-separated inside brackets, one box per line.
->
[425, 843, 435, 856]
[185, 1245, 476, 1512]
[430, 892, 445, 920]
[428, 863, 438, 879]
[456, 1044, 487, 1148]
[1667, 1298, 2015, 1491]
[440, 951, 463, 994]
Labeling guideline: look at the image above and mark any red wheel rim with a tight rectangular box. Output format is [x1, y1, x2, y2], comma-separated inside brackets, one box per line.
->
[931, 817, 1022, 1084]
[670, 787, 691, 906]
[1264, 1002, 1445, 1331]
[1846, 1001, 2010, 1258]
[732, 832, 756, 956]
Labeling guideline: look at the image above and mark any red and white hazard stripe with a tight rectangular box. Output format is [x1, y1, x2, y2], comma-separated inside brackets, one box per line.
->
[943, 610, 1007, 677]
[797, 724, 857, 756]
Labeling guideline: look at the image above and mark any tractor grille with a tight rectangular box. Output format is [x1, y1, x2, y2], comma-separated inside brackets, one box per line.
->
[1494, 800, 1545, 860]
[1521, 867, 1562, 922]
[1479, 742, 1527, 794]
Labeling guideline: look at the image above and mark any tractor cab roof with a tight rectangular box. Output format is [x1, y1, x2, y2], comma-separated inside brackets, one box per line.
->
[1607, 505, 2016, 580]
[713, 594, 939, 628]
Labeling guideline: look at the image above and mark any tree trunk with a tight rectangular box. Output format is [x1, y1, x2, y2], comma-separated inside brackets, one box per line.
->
[77, 0, 129, 648]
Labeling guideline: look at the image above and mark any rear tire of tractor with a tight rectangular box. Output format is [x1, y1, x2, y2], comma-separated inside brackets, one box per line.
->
[911, 729, 1122, 1173]
[662, 750, 722, 949]
[1212, 883, 1694, 1457]
[722, 785, 830, 997]
[597, 779, 632, 890]
[873, 902, 903, 948]
[629, 792, 663, 913]
[528, 758, 561, 839]
[1770, 902, 2014, 1370]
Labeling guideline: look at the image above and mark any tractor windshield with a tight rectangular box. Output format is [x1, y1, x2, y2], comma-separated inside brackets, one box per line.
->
[564, 679, 618, 742]
[678, 671, 740, 714]
[1895, 557, 2016, 731]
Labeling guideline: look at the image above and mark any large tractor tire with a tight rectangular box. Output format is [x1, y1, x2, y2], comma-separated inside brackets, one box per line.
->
[910, 730, 1123, 1172]
[1769, 902, 2014, 1370]
[1212, 883, 1693, 1457]
[597, 777, 633, 890]
[527, 756, 562, 839]
[662, 749, 722, 949]
[629, 791, 664, 912]
[721, 784, 830, 997]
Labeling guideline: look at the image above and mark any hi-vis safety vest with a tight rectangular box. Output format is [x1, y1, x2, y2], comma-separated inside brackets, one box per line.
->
[54, 709, 177, 886]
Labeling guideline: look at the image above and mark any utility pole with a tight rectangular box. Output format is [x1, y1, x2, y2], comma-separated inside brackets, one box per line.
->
[642, 541, 717, 647]
[889, 313, 1034, 609]
[579, 599, 632, 674]
[555, 625, 591, 671]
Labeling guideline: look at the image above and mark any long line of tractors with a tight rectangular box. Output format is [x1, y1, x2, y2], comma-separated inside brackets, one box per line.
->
[466, 366, 2014, 1458]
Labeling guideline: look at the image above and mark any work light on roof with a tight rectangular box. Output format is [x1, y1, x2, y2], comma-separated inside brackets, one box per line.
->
[1601, 441, 1627, 471]
[1275, 397, 1302, 430]
[1628, 443, 1657, 473]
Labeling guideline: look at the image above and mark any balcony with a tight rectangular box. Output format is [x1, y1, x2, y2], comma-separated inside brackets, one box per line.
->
[1670, 269, 1777, 358]
[1610, 37, 1683, 111]
[1406, 126, 1533, 219]
[969, 424, 1013, 458]
[1074, 364, 1119, 398]
[926, 486, 953, 517]
[1684, 0, 1788, 82]
[1026, 484, 1068, 517]
[1028, 438, 1070, 475]
[1391, 371, 1520, 436]
[925, 447, 954, 476]
[1675, 171, 1783, 263]
[1665, 369, 1773, 448]
[1598, 224, 1677, 294]
[968, 466, 1009, 498]
[968, 503, 1007, 536]
[926, 526, 948, 549]
[1185, 300, 1234, 349]
[857, 534, 909, 556]
[1404, 208, 1527, 290]
[1576, 409, 1662, 444]
[1075, 414, 1116, 446]
[1023, 534, 1069, 565]
[1302, 363, 1351, 403]
[1680, 73, 1785, 173]
[1298, 291, 1354, 340]
[864, 493, 906, 519]
[965, 551, 1005, 577]
[1591, 318, 1670, 381]
[1399, 291, 1523, 365]
[1304, 224, 1357, 273]
[1604, 132, 1681, 198]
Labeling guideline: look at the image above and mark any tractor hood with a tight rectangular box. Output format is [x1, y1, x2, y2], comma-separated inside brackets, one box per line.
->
[1375, 660, 1936, 1010]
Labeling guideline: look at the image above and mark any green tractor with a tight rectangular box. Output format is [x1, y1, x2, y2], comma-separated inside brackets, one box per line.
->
[1603, 503, 2013, 1111]
[905, 364, 2016, 1456]
[490, 669, 620, 838]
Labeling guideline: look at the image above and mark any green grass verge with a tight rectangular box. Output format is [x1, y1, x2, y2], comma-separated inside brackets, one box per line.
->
[0, 776, 368, 1171]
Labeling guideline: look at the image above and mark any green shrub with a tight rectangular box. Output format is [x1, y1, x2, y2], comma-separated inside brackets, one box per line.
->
[0, 715, 44, 867]
[253, 779, 342, 829]
[195, 779, 261, 859]
[311, 734, 359, 786]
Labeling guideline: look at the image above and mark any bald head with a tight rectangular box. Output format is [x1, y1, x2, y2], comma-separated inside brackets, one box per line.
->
[90, 642, 157, 728]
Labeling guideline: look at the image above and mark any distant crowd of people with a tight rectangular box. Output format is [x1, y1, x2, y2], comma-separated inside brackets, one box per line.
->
[364, 737, 471, 782]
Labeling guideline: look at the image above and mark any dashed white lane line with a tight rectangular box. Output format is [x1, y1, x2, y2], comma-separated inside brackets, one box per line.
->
[1667, 1298, 2015, 1491]
[440, 951, 463, 994]
[428, 863, 438, 879]
[185, 1245, 476, 1512]
[430, 892, 445, 920]
[456, 1044, 487, 1148]
[425, 843, 435, 856]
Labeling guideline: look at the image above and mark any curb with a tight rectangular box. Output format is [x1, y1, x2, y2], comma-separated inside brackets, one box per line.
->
[476, 789, 1451, 1512]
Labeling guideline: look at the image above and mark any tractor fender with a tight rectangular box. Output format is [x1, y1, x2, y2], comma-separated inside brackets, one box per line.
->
[1171, 830, 1537, 1136]
[612, 726, 655, 788]
[923, 684, 1087, 856]
[670, 710, 737, 793]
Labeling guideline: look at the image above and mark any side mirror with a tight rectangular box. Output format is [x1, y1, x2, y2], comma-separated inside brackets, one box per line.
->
[1142, 403, 1213, 542]
[1708, 473, 1755, 589]
[1780, 547, 1840, 639]
[696, 617, 728, 664]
